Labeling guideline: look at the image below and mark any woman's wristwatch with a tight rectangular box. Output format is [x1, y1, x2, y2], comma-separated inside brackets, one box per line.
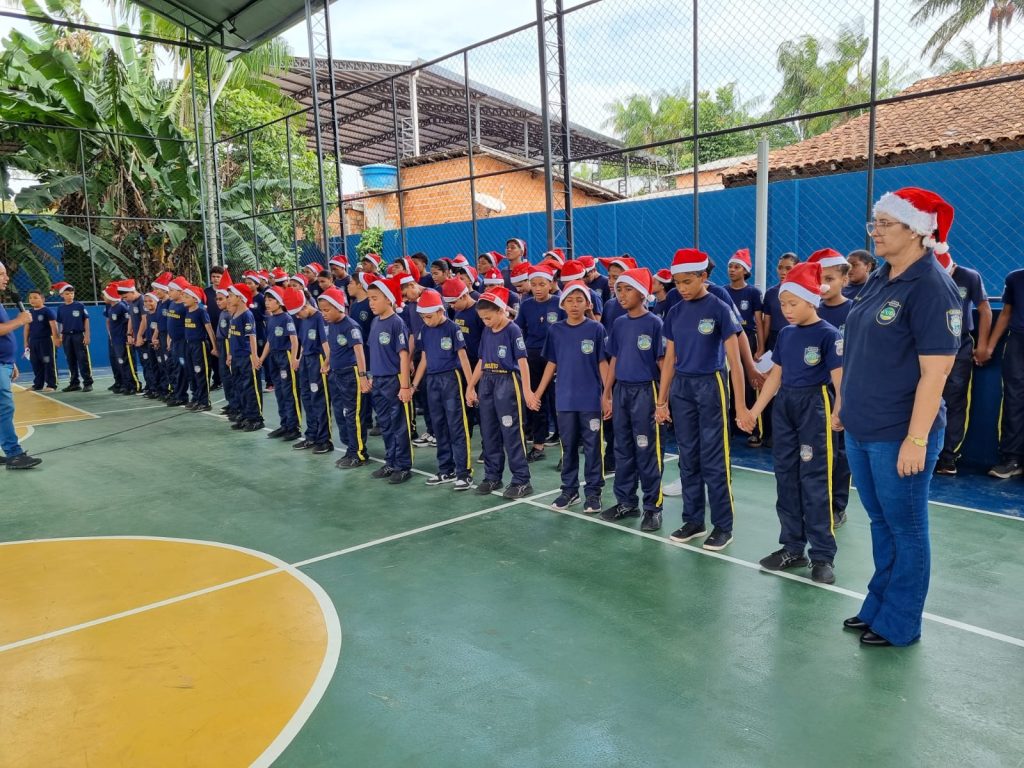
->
[905, 435, 927, 447]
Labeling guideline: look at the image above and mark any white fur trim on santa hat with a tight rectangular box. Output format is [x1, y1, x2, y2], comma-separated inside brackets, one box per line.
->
[814, 253, 849, 269]
[372, 281, 398, 306]
[670, 257, 709, 274]
[615, 274, 651, 300]
[558, 282, 591, 308]
[874, 192, 936, 236]
[779, 281, 825, 307]
[529, 268, 554, 282]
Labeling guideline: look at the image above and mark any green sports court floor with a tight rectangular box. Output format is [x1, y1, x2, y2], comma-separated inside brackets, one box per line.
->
[2, 375, 1023, 767]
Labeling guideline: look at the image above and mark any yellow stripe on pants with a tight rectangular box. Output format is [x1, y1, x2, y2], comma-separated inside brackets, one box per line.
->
[821, 384, 835, 535]
[714, 371, 735, 519]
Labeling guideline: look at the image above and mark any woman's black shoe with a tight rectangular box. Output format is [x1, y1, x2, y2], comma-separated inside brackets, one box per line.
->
[843, 617, 870, 631]
[859, 630, 893, 647]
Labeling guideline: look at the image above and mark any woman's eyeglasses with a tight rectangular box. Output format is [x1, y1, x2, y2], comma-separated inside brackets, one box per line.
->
[866, 220, 905, 235]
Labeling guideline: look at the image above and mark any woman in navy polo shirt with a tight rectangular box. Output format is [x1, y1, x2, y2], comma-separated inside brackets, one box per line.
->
[838, 188, 961, 647]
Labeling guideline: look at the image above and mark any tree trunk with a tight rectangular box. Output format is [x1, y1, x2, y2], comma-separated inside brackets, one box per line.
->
[997, 19, 1003, 64]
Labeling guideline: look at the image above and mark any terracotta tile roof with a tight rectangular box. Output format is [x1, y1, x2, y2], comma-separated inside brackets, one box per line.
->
[721, 62, 1024, 186]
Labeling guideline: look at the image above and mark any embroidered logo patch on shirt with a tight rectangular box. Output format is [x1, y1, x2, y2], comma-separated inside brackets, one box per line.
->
[337, 334, 348, 346]
[581, 339, 595, 355]
[637, 334, 652, 351]
[497, 344, 508, 358]
[274, 326, 284, 337]
[697, 319, 715, 335]
[378, 331, 391, 345]
[803, 346, 822, 366]
[440, 336, 453, 351]
[947, 309, 963, 337]
[876, 300, 901, 325]
[546, 312, 558, 324]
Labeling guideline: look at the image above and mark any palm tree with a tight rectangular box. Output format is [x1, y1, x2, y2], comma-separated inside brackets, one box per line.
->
[912, 0, 1020, 66]
[936, 39, 996, 71]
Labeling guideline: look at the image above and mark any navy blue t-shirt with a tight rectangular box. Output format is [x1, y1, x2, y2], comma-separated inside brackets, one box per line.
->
[542, 318, 606, 412]
[516, 296, 564, 351]
[663, 292, 742, 375]
[327, 316, 362, 371]
[841, 254, 962, 441]
[144, 310, 159, 344]
[652, 289, 682, 320]
[600, 295, 627, 332]
[453, 304, 484, 363]
[165, 301, 186, 341]
[763, 285, 789, 339]
[369, 313, 408, 377]
[817, 299, 852, 339]
[774, 320, 843, 388]
[418, 319, 466, 374]
[726, 284, 763, 334]
[480, 321, 527, 373]
[589, 273, 611, 305]
[216, 309, 231, 340]
[265, 312, 298, 353]
[228, 310, 256, 358]
[350, 298, 373, 337]
[950, 265, 987, 335]
[842, 281, 868, 300]
[108, 301, 130, 343]
[607, 311, 666, 383]
[251, 291, 267, 341]
[28, 306, 57, 341]
[299, 312, 328, 357]
[128, 296, 145, 334]
[1002, 268, 1024, 333]
[183, 306, 210, 342]
[0, 304, 16, 364]
[57, 302, 88, 334]
[155, 300, 169, 337]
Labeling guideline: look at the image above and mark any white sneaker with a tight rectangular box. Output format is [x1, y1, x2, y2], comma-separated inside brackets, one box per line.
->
[453, 478, 472, 491]
[425, 472, 456, 486]
[663, 479, 682, 497]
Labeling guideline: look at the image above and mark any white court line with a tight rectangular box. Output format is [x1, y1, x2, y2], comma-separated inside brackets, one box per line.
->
[519, 497, 1024, 649]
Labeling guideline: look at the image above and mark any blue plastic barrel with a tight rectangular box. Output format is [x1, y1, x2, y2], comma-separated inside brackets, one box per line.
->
[360, 164, 399, 190]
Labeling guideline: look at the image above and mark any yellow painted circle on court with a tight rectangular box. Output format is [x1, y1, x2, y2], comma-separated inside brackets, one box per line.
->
[0, 537, 341, 767]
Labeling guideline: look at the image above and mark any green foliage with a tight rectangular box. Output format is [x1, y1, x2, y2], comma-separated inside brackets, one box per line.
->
[913, 0, 1019, 66]
[356, 227, 384, 259]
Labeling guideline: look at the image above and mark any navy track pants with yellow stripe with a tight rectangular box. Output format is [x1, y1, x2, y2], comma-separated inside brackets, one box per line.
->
[425, 369, 472, 481]
[372, 374, 412, 471]
[612, 380, 663, 513]
[299, 354, 330, 445]
[270, 349, 301, 431]
[186, 339, 212, 407]
[330, 367, 367, 461]
[478, 372, 530, 486]
[558, 410, 604, 499]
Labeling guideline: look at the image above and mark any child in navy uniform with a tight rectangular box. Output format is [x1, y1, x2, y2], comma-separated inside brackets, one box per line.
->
[739, 262, 844, 584]
[259, 285, 302, 441]
[726, 249, 764, 445]
[150, 272, 172, 399]
[466, 286, 534, 499]
[601, 268, 666, 532]
[934, 250, 991, 476]
[212, 272, 233, 413]
[181, 284, 217, 411]
[24, 290, 58, 391]
[367, 275, 414, 483]
[842, 250, 876, 300]
[164, 276, 190, 406]
[53, 282, 92, 392]
[755, 253, 799, 448]
[120, 279, 145, 393]
[103, 282, 136, 395]
[294, 292, 333, 454]
[412, 288, 475, 490]
[140, 292, 161, 398]
[982, 266, 1024, 478]
[533, 280, 608, 513]
[226, 283, 263, 431]
[319, 287, 370, 468]
[657, 249, 749, 552]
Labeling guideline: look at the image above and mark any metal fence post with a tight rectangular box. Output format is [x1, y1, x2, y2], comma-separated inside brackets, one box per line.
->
[864, 0, 882, 248]
[304, 0, 332, 260]
[187, 34, 212, 282]
[391, 78, 408, 258]
[77, 132, 99, 301]
[535, 0, 557, 250]
[463, 51, 480, 259]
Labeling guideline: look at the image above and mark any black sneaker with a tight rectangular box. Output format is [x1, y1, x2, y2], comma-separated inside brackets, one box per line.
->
[603, 460, 616, 474]
[371, 465, 394, 479]
[703, 528, 734, 551]
[747, 435, 763, 447]
[934, 458, 957, 476]
[551, 491, 580, 510]
[426, 472, 457, 486]
[279, 429, 302, 441]
[5, 453, 42, 470]
[453, 478, 473, 491]
[312, 442, 334, 455]
[526, 447, 545, 462]
[989, 459, 1023, 479]
[62, 384, 81, 392]
[292, 439, 313, 450]
[759, 548, 809, 571]
[219, 406, 232, 414]
[82, 385, 92, 392]
[583, 496, 603, 514]
[230, 420, 246, 430]
[242, 420, 265, 432]
[503, 483, 533, 499]
[811, 561, 836, 584]
[640, 510, 663, 532]
[108, 384, 118, 391]
[833, 510, 848, 529]
[600, 503, 640, 522]
[185, 402, 198, 411]
[476, 479, 503, 494]
[389, 469, 413, 484]
[369, 426, 382, 436]
[412, 433, 435, 447]
[669, 522, 708, 543]
[335, 456, 367, 469]
[544, 433, 560, 446]
[266, 427, 287, 438]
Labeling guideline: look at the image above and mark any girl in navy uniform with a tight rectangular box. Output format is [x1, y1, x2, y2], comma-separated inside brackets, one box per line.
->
[656, 249, 748, 552]
[53, 282, 92, 393]
[294, 293, 333, 455]
[483, 268, 520, 318]
[258, 286, 302, 441]
[558, 260, 603, 321]
[810, 248, 854, 528]
[581, 256, 611, 305]
[933, 250, 991, 476]
[319, 287, 369, 469]
[739, 262, 844, 584]
[181, 285, 216, 411]
[601, 268, 666, 532]
[839, 188, 962, 647]
[980, 266, 1024, 478]
[725, 249, 764, 445]
[842, 250, 876, 300]
[412, 289, 475, 490]
[212, 272, 233, 414]
[23, 290, 58, 391]
[466, 286, 534, 499]
[533, 280, 609, 514]
[755, 253, 799, 447]
[516, 263, 565, 461]
[163, 277, 190, 406]
[651, 269, 679, 320]
[367, 275, 415, 484]
[119, 280, 145, 393]
[226, 283, 263, 432]
[150, 273, 172, 399]
[503, 238, 529, 288]
[103, 283, 136, 395]
[139, 292, 162, 398]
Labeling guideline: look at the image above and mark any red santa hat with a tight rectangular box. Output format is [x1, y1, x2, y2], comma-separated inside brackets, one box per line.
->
[780, 262, 828, 307]
[873, 187, 954, 255]
[398, 272, 419, 287]
[282, 287, 306, 315]
[167, 275, 189, 292]
[558, 280, 591, 308]
[505, 237, 527, 257]
[229, 283, 253, 306]
[510, 262, 532, 285]
[152, 271, 173, 290]
[616, 268, 654, 300]
[441, 277, 469, 303]
[290, 273, 309, 288]
[479, 286, 511, 311]
[51, 281, 74, 294]
[454, 264, 479, 283]
[101, 282, 121, 302]
[358, 271, 379, 291]
[450, 254, 471, 269]
[934, 249, 955, 275]
[303, 262, 324, 275]
[416, 288, 445, 314]
[542, 248, 566, 265]
[671, 248, 710, 274]
[807, 248, 849, 270]
[215, 270, 233, 296]
[482, 268, 505, 286]
[271, 267, 289, 284]
[728, 248, 752, 272]
[529, 263, 556, 282]
[654, 268, 673, 285]
[117, 278, 136, 293]
[598, 256, 638, 273]
[264, 286, 286, 307]
[257, 270, 271, 284]
[479, 250, 504, 267]
[368, 275, 403, 306]
[144, 291, 159, 303]
[242, 270, 260, 284]
[329, 255, 348, 271]
[559, 259, 587, 282]
[577, 255, 597, 272]
[360, 252, 384, 273]
[318, 286, 348, 312]
[398, 257, 421, 282]
[182, 284, 205, 304]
